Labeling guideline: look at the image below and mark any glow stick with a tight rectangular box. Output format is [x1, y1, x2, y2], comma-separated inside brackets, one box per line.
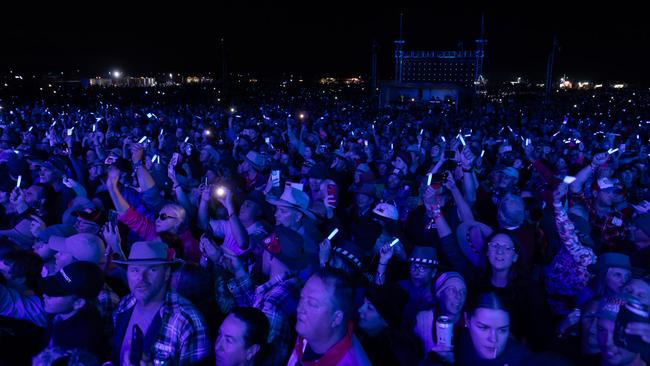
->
[138, 136, 148, 144]
[16, 175, 22, 188]
[327, 228, 339, 241]
[389, 238, 400, 247]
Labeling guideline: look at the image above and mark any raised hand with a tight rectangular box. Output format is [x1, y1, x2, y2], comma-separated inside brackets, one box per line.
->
[459, 146, 476, 170]
[319, 239, 332, 266]
[379, 243, 394, 265]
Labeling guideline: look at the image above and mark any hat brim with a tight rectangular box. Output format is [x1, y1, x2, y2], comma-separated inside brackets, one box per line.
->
[244, 157, 264, 171]
[112, 258, 184, 266]
[266, 198, 316, 220]
[41, 275, 72, 297]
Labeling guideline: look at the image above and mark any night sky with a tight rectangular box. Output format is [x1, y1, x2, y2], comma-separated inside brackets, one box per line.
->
[1, 2, 648, 84]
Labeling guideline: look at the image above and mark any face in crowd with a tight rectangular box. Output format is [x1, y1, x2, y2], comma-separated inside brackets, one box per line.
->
[127, 264, 171, 305]
[438, 280, 467, 317]
[296, 275, 344, 344]
[409, 262, 436, 288]
[604, 267, 631, 294]
[214, 314, 261, 366]
[486, 234, 518, 273]
[467, 307, 510, 360]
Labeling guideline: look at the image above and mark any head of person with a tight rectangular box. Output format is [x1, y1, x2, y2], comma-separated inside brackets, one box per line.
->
[115, 241, 180, 305]
[435, 272, 467, 317]
[215, 307, 269, 366]
[155, 203, 186, 234]
[41, 261, 104, 317]
[48, 233, 105, 272]
[296, 269, 355, 345]
[580, 298, 601, 355]
[409, 246, 439, 288]
[491, 167, 518, 191]
[22, 183, 50, 209]
[386, 169, 403, 190]
[268, 187, 313, 229]
[328, 241, 364, 276]
[629, 214, 650, 248]
[590, 253, 632, 296]
[594, 178, 625, 207]
[622, 277, 650, 307]
[307, 163, 328, 197]
[497, 194, 525, 229]
[0, 250, 43, 291]
[465, 292, 511, 360]
[37, 162, 62, 185]
[260, 226, 306, 277]
[351, 183, 376, 210]
[484, 231, 520, 277]
[358, 282, 409, 335]
[88, 161, 105, 182]
[239, 192, 264, 224]
[71, 208, 105, 235]
[595, 295, 643, 366]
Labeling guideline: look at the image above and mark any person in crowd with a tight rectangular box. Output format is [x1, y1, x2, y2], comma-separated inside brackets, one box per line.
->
[287, 268, 371, 366]
[40, 261, 106, 357]
[0, 249, 47, 328]
[415, 272, 468, 359]
[357, 281, 423, 365]
[224, 226, 306, 365]
[455, 291, 532, 366]
[112, 241, 211, 365]
[594, 294, 648, 366]
[214, 307, 269, 366]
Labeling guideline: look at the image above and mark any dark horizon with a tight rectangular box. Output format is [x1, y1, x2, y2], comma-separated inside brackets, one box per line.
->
[1, 3, 648, 84]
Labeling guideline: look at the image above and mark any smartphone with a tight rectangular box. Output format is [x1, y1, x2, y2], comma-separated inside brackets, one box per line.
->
[108, 210, 118, 228]
[215, 186, 226, 197]
[271, 170, 280, 188]
[326, 184, 337, 206]
[171, 152, 180, 167]
[129, 324, 144, 365]
[563, 176, 577, 184]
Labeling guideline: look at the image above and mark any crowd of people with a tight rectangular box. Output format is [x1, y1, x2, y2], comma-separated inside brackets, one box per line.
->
[0, 81, 649, 365]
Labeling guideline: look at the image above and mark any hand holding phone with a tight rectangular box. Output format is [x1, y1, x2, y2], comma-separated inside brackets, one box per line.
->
[129, 324, 144, 365]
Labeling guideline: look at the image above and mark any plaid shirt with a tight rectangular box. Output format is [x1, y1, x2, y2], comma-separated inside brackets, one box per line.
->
[544, 204, 597, 314]
[570, 191, 633, 250]
[113, 290, 211, 365]
[228, 272, 302, 365]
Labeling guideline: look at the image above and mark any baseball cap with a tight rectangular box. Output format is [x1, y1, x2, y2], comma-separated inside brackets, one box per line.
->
[48, 233, 106, 264]
[41, 261, 104, 299]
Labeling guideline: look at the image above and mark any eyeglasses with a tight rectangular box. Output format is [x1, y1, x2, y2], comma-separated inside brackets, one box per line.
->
[410, 263, 433, 273]
[156, 213, 177, 221]
[487, 242, 515, 252]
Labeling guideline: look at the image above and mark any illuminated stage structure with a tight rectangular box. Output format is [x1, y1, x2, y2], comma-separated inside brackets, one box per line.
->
[380, 14, 487, 107]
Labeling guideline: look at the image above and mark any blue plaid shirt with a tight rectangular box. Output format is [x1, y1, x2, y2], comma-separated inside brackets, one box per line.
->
[113, 290, 211, 365]
[228, 272, 302, 365]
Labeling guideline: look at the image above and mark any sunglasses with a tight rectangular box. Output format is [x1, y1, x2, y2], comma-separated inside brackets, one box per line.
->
[156, 213, 177, 221]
